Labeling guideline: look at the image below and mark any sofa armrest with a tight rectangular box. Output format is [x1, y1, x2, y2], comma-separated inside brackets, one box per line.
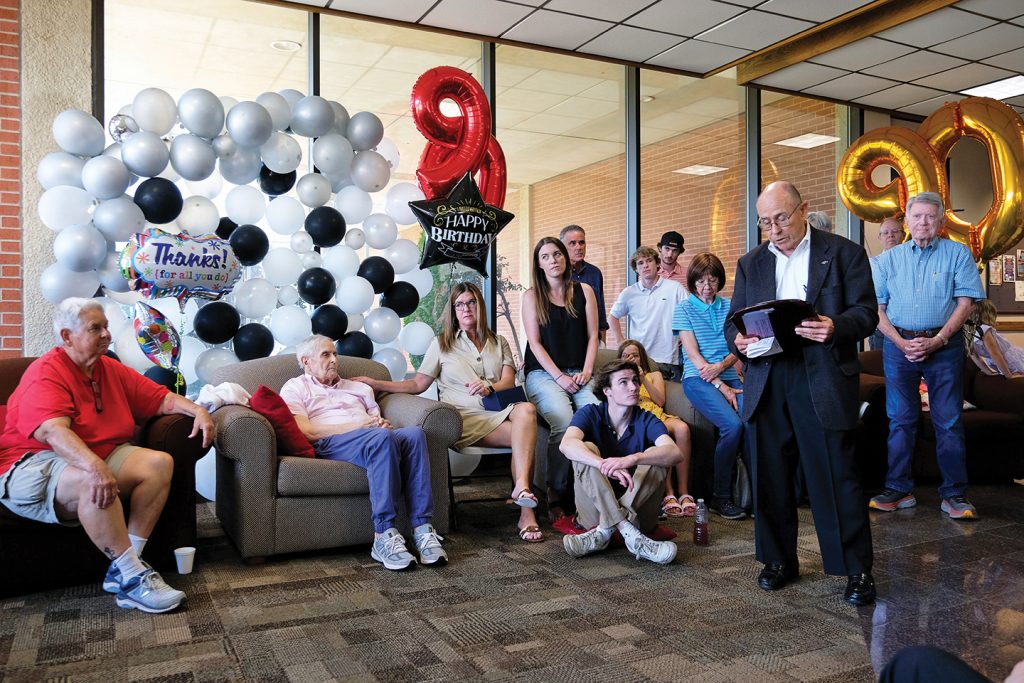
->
[139, 414, 208, 463]
[378, 394, 462, 450]
[972, 375, 1024, 415]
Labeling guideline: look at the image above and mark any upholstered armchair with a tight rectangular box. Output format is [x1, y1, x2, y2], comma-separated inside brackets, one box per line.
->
[210, 354, 460, 562]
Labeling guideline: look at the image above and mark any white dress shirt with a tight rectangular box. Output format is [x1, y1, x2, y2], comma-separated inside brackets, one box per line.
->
[769, 227, 812, 300]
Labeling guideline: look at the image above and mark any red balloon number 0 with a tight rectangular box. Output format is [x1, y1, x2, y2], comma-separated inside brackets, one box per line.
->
[411, 67, 507, 208]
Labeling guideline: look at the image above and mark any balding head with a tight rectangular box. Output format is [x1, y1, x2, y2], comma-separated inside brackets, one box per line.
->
[879, 217, 903, 251]
[756, 181, 808, 257]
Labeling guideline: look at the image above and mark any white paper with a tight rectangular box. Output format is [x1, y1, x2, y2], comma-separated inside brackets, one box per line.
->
[746, 336, 782, 358]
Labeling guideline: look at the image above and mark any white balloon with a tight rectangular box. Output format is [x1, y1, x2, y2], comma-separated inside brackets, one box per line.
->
[296, 173, 332, 208]
[169, 134, 217, 181]
[312, 133, 353, 176]
[148, 296, 186, 324]
[177, 88, 225, 139]
[374, 138, 400, 171]
[362, 213, 398, 250]
[93, 196, 145, 242]
[346, 312, 363, 332]
[265, 196, 305, 236]
[115, 327, 156, 374]
[178, 335, 205, 385]
[322, 245, 360, 282]
[186, 173, 223, 200]
[195, 347, 240, 386]
[53, 223, 107, 272]
[290, 230, 313, 253]
[38, 185, 94, 231]
[399, 321, 435, 356]
[39, 262, 101, 304]
[270, 305, 312, 346]
[94, 296, 127, 327]
[177, 195, 220, 235]
[52, 108, 105, 157]
[256, 91, 291, 131]
[103, 287, 143, 306]
[385, 182, 425, 225]
[334, 185, 372, 224]
[278, 284, 299, 305]
[336, 275, 374, 314]
[300, 251, 322, 269]
[290, 95, 334, 138]
[261, 247, 303, 286]
[133, 88, 178, 136]
[121, 130, 170, 177]
[260, 131, 302, 174]
[397, 268, 434, 298]
[38, 151, 85, 189]
[343, 228, 365, 250]
[350, 150, 390, 193]
[225, 185, 266, 225]
[98, 251, 130, 292]
[346, 111, 384, 151]
[217, 146, 261, 185]
[372, 347, 408, 381]
[226, 101, 273, 148]
[233, 277, 278, 319]
[195, 448, 217, 502]
[385, 239, 420, 274]
[363, 307, 401, 344]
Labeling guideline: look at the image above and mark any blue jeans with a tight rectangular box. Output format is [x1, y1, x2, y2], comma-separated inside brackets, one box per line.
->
[683, 377, 745, 501]
[315, 426, 433, 534]
[524, 368, 599, 493]
[883, 334, 968, 499]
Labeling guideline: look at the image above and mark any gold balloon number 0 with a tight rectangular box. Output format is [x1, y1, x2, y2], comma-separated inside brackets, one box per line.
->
[837, 96, 1024, 263]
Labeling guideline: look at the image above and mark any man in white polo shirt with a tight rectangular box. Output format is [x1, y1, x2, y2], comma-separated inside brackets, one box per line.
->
[609, 246, 686, 379]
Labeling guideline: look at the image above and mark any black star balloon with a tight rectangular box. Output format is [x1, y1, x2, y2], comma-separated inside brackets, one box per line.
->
[409, 172, 514, 276]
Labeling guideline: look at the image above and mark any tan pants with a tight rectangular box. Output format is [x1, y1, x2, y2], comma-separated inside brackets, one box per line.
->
[573, 459, 667, 534]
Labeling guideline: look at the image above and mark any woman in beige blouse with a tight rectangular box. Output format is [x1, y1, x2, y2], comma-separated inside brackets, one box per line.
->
[355, 282, 543, 543]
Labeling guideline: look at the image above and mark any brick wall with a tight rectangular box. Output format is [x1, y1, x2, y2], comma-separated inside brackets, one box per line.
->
[0, 0, 17, 357]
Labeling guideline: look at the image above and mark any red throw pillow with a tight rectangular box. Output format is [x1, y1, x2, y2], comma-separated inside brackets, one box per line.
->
[248, 385, 314, 458]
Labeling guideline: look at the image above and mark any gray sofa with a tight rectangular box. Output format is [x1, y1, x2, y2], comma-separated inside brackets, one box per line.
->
[210, 354, 461, 562]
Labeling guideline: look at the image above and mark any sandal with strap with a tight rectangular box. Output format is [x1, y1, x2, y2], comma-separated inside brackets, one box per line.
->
[678, 494, 697, 517]
[518, 524, 544, 543]
[510, 488, 539, 509]
[661, 495, 685, 518]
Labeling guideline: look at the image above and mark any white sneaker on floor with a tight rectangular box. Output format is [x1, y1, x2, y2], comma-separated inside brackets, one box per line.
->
[115, 569, 185, 613]
[413, 524, 448, 566]
[563, 526, 612, 558]
[371, 528, 417, 570]
[623, 528, 677, 565]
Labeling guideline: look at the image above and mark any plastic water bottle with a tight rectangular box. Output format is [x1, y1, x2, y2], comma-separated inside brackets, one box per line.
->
[693, 498, 710, 546]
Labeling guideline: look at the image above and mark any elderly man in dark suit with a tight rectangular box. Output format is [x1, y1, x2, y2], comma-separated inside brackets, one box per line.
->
[726, 181, 877, 606]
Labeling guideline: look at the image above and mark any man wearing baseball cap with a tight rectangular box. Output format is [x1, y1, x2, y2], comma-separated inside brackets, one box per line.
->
[657, 231, 687, 288]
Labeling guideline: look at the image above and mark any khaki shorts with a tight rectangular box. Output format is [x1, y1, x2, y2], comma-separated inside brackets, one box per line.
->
[0, 443, 141, 525]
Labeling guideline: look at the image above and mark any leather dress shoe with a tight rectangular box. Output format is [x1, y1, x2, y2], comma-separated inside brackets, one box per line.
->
[757, 562, 799, 591]
[844, 572, 876, 606]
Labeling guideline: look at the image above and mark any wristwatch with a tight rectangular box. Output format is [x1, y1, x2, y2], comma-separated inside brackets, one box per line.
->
[713, 380, 723, 389]
[936, 332, 949, 346]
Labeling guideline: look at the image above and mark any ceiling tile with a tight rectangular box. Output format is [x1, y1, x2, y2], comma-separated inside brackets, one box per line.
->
[500, 9, 613, 50]
[854, 84, 947, 109]
[984, 47, 1024, 71]
[546, 96, 622, 119]
[754, 62, 849, 90]
[757, 0, 873, 23]
[578, 80, 625, 103]
[697, 11, 814, 51]
[915, 62, 1015, 91]
[901, 93, 962, 116]
[577, 25, 683, 63]
[326, 0, 436, 23]
[876, 8, 996, 46]
[514, 69, 604, 95]
[954, 0, 1024, 20]
[931, 23, 1024, 60]
[809, 37, 915, 71]
[421, 0, 534, 37]
[543, 0, 659, 23]
[512, 112, 591, 136]
[496, 88, 569, 113]
[802, 73, 900, 100]
[626, 0, 745, 37]
[645, 39, 750, 73]
[863, 50, 967, 81]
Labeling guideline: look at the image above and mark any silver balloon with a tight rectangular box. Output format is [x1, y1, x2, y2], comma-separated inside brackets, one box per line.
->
[186, 172, 224, 200]
[328, 170, 352, 193]
[350, 150, 390, 193]
[93, 196, 145, 242]
[39, 262, 101, 305]
[177, 88, 224, 139]
[329, 101, 350, 136]
[53, 223, 108, 272]
[81, 155, 130, 200]
[37, 151, 85, 190]
[195, 348, 240, 386]
[300, 251, 322, 269]
[107, 114, 139, 144]
[225, 101, 273, 148]
[296, 173, 331, 208]
[290, 95, 334, 138]
[372, 347, 408, 381]
[363, 307, 401, 344]
[133, 88, 178, 136]
[260, 131, 302, 174]
[121, 130, 170, 177]
[98, 251, 130, 292]
[53, 108, 106, 157]
[311, 133, 353, 176]
[278, 89, 304, 110]
[256, 91, 291, 131]
[170, 133, 217, 181]
[212, 134, 237, 159]
[346, 111, 384, 151]
[218, 145, 262, 185]
[362, 213, 397, 249]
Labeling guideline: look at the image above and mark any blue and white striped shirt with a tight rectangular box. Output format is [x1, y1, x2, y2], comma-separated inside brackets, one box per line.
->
[672, 294, 738, 381]
[874, 237, 983, 329]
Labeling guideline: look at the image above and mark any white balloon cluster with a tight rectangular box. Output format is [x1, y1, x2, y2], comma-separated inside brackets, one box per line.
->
[39, 85, 437, 386]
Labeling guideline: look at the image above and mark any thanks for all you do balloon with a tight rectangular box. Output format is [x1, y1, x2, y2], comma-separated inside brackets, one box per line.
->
[120, 228, 242, 307]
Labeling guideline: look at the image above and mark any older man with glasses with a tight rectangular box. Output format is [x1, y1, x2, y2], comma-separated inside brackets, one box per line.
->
[868, 217, 905, 350]
[726, 181, 878, 606]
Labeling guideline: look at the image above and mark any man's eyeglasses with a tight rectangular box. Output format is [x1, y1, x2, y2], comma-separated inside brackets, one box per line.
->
[454, 300, 478, 311]
[757, 204, 802, 231]
[90, 380, 103, 413]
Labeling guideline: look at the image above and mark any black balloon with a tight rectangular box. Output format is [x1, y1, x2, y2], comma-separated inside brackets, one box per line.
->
[258, 165, 297, 196]
[216, 216, 238, 240]
[296, 267, 337, 305]
[193, 301, 241, 344]
[228, 224, 270, 266]
[357, 256, 394, 294]
[311, 304, 348, 340]
[144, 366, 187, 395]
[410, 172, 514, 276]
[133, 177, 183, 224]
[336, 331, 373, 359]
[380, 281, 420, 317]
[304, 206, 346, 248]
[233, 322, 275, 361]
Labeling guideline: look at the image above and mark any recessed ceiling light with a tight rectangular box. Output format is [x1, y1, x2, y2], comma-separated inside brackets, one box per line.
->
[673, 164, 728, 176]
[774, 133, 840, 149]
[439, 99, 462, 117]
[642, 96, 656, 103]
[270, 39, 302, 53]
[961, 75, 1024, 100]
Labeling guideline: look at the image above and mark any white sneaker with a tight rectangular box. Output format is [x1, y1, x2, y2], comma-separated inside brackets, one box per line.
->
[562, 526, 612, 558]
[371, 528, 417, 570]
[115, 569, 186, 613]
[623, 527, 677, 565]
[413, 524, 448, 566]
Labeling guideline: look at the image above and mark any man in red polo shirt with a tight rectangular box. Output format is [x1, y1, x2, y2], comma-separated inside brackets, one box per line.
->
[0, 298, 213, 612]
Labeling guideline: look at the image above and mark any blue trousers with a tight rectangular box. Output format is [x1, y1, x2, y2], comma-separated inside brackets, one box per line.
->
[682, 376, 745, 501]
[883, 334, 968, 499]
[315, 426, 433, 534]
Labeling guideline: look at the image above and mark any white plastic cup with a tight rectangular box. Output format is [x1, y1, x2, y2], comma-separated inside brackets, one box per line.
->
[174, 546, 196, 574]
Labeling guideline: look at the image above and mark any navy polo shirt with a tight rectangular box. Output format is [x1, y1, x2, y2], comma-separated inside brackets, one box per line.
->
[569, 402, 668, 495]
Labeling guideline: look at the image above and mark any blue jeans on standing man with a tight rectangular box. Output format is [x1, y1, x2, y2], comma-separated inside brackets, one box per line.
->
[524, 368, 599, 495]
[682, 376, 745, 501]
[883, 333, 968, 499]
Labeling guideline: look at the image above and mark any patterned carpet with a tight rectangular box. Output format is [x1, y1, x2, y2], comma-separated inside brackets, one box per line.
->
[2, 481, 1023, 682]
